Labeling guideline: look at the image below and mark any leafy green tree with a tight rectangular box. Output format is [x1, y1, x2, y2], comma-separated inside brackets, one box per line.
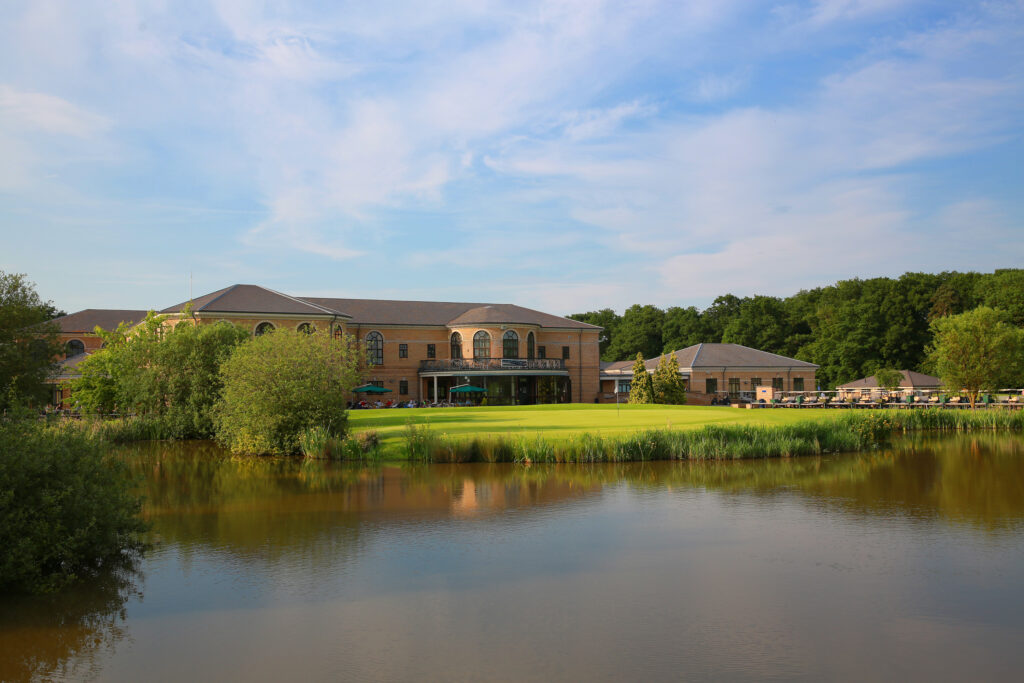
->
[0, 416, 146, 593]
[73, 312, 250, 436]
[661, 306, 703, 353]
[926, 307, 1024, 407]
[568, 308, 621, 360]
[874, 368, 904, 393]
[0, 272, 63, 409]
[977, 269, 1024, 326]
[214, 329, 364, 455]
[701, 294, 744, 342]
[928, 272, 981, 320]
[652, 351, 687, 404]
[721, 296, 789, 353]
[605, 304, 664, 361]
[627, 353, 654, 404]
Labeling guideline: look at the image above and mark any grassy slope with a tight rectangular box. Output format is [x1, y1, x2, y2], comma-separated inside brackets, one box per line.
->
[349, 404, 839, 453]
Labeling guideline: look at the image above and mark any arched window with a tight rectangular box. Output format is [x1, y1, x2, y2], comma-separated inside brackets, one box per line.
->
[450, 332, 462, 359]
[502, 330, 519, 359]
[297, 322, 315, 334]
[527, 332, 535, 359]
[473, 331, 490, 359]
[254, 322, 275, 336]
[366, 331, 384, 366]
[65, 339, 85, 358]
[333, 325, 344, 341]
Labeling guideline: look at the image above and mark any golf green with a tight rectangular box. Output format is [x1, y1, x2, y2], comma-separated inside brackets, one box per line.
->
[348, 403, 838, 451]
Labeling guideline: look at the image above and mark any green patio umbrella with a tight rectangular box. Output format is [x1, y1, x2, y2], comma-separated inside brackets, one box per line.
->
[449, 385, 486, 394]
[353, 384, 391, 394]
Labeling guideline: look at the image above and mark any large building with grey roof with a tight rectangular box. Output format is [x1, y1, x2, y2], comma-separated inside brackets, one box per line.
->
[52, 284, 601, 406]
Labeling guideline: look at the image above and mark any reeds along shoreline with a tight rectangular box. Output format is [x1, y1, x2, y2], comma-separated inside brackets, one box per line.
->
[402, 409, 1024, 463]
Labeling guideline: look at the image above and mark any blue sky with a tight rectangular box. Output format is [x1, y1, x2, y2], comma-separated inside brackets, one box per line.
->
[1, 0, 1022, 315]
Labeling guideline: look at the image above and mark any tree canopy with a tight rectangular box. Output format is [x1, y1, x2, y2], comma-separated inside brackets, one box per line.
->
[0, 271, 63, 409]
[926, 307, 1024, 407]
[72, 312, 250, 437]
[568, 268, 1024, 389]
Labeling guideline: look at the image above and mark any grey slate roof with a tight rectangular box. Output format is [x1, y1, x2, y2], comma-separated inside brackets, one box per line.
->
[53, 309, 149, 333]
[301, 297, 599, 329]
[837, 370, 942, 390]
[600, 343, 817, 375]
[161, 284, 348, 317]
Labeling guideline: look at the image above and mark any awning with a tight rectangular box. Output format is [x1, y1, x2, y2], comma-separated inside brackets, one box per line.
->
[450, 385, 487, 394]
[353, 384, 392, 394]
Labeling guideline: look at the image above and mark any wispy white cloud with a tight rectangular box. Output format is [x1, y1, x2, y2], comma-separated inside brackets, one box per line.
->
[1, 0, 1022, 312]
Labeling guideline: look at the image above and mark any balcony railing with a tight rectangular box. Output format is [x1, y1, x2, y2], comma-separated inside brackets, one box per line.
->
[419, 358, 567, 372]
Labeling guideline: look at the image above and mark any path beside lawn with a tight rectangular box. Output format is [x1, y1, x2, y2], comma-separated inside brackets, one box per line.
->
[348, 404, 839, 456]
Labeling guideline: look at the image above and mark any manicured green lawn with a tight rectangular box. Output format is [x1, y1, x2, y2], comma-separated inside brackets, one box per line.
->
[349, 404, 839, 454]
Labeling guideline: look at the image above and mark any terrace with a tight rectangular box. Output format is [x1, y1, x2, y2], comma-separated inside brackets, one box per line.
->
[419, 358, 567, 374]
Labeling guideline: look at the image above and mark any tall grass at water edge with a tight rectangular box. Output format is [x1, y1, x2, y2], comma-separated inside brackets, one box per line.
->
[402, 409, 1024, 463]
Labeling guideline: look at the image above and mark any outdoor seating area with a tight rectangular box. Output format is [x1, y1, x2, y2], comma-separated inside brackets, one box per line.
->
[349, 383, 489, 409]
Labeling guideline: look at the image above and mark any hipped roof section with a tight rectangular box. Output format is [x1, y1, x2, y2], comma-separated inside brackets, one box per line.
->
[601, 343, 819, 373]
[161, 284, 349, 317]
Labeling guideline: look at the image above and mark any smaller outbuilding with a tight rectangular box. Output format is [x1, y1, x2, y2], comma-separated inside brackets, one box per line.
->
[836, 370, 943, 396]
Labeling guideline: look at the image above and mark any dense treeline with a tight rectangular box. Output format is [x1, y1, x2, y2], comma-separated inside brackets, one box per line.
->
[569, 269, 1024, 388]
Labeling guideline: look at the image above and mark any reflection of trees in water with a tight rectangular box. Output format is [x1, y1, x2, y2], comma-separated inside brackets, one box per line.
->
[115, 434, 1024, 571]
[0, 557, 141, 682]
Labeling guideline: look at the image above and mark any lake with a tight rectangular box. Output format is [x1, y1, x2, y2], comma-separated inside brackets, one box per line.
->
[2, 434, 1023, 681]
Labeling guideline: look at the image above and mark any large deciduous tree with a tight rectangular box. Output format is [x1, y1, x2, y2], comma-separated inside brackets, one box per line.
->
[926, 307, 1024, 408]
[568, 308, 621, 360]
[214, 329, 364, 455]
[0, 272, 63, 409]
[73, 311, 250, 436]
[605, 305, 665, 361]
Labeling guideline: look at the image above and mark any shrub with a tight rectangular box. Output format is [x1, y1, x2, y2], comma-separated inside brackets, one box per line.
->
[214, 329, 363, 455]
[72, 313, 250, 438]
[0, 417, 147, 593]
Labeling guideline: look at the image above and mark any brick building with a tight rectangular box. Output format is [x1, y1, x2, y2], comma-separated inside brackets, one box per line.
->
[598, 343, 818, 405]
[51, 284, 601, 406]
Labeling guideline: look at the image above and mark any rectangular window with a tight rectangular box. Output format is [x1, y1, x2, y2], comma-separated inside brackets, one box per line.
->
[370, 380, 384, 388]
[772, 377, 784, 392]
[562, 346, 570, 360]
[728, 378, 741, 398]
[399, 344, 408, 358]
[793, 377, 805, 392]
[426, 344, 435, 359]
[538, 346, 546, 359]
[399, 380, 408, 395]
[750, 377, 761, 391]
[705, 378, 718, 394]
[617, 380, 632, 393]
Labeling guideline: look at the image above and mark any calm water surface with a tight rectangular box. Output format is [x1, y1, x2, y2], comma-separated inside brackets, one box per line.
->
[2, 434, 1024, 681]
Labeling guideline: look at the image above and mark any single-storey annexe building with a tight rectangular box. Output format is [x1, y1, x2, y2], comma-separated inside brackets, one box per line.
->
[599, 343, 818, 405]
[836, 370, 943, 397]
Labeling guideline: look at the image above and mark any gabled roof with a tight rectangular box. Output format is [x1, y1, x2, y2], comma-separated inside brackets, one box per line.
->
[600, 343, 817, 375]
[837, 370, 942, 390]
[53, 309, 149, 333]
[300, 297, 600, 330]
[161, 284, 349, 317]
